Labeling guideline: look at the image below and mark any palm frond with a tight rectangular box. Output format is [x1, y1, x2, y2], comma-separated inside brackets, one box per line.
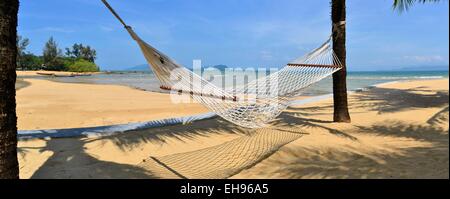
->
[393, 0, 441, 12]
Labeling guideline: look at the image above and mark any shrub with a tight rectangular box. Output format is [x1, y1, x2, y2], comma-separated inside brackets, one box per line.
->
[45, 57, 66, 71]
[67, 59, 99, 72]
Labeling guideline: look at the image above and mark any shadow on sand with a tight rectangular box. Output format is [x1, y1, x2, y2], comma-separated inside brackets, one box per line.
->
[137, 127, 306, 178]
[22, 84, 448, 178]
[353, 86, 448, 114]
[28, 137, 156, 179]
[233, 86, 448, 178]
[16, 79, 31, 91]
[24, 113, 310, 178]
[257, 120, 448, 179]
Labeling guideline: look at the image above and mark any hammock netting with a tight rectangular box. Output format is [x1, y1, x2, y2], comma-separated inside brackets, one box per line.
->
[103, 0, 343, 128]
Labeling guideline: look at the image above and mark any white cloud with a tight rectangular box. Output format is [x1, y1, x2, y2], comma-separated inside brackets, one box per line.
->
[36, 27, 74, 33]
[260, 50, 273, 61]
[403, 55, 445, 62]
[99, 25, 114, 32]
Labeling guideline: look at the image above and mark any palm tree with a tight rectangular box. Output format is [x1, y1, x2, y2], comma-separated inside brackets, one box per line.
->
[331, 0, 351, 122]
[0, 0, 20, 179]
[393, 0, 441, 12]
[330, 0, 442, 123]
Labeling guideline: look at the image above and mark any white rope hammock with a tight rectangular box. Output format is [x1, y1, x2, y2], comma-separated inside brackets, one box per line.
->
[102, 0, 343, 128]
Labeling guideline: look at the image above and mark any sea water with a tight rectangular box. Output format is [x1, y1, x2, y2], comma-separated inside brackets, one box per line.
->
[22, 70, 448, 96]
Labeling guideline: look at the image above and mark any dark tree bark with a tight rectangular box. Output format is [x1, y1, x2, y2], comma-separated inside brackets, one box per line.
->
[0, 0, 20, 179]
[331, 0, 351, 123]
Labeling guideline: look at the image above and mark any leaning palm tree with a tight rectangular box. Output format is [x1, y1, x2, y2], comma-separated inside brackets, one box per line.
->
[393, 0, 441, 12]
[0, 0, 20, 179]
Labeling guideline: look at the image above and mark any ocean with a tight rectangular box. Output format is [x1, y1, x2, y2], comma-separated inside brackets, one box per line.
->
[20, 70, 449, 96]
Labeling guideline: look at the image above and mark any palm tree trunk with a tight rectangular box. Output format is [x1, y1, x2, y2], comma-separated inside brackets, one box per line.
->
[331, 0, 351, 122]
[0, 0, 20, 179]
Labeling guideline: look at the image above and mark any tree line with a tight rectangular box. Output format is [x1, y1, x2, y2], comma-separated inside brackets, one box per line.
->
[17, 36, 100, 72]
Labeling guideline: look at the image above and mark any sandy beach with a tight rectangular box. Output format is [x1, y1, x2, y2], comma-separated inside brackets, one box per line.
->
[17, 78, 448, 179]
[16, 78, 208, 130]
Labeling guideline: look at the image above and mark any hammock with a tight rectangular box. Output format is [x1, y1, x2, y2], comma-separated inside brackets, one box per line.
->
[101, 0, 343, 128]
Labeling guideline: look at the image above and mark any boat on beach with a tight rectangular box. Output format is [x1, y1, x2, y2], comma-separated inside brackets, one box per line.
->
[36, 72, 92, 77]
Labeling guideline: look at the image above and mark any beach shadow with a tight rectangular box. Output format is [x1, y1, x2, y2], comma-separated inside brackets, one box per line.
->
[253, 120, 448, 179]
[353, 87, 449, 114]
[290, 86, 449, 116]
[271, 108, 359, 141]
[114, 99, 357, 179]
[25, 83, 449, 179]
[16, 79, 31, 91]
[102, 117, 249, 151]
[23, 110, 304, 179]
[29, 137, 156, 179]
[427, 106, 449, 130]
[94, 110, 322, 179]
[287, 104, 334, 115]
[356, 120, 448, 144]
[137, 127, 306, 179]
[229, 86, 448, 178]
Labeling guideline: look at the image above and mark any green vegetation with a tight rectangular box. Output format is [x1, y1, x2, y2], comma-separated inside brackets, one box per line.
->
[16, 35, 100, 72]
[19, 53, 43, 70]
[66, 59, 99, 72]
[65, 43, 97, 62]
[393, 0, 441, 12]
[42, 36, 63, 70]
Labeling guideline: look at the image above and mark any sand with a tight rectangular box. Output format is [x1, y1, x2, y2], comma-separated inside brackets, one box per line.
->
[16, 78, 208, 130]
[17, 78, 449, 179]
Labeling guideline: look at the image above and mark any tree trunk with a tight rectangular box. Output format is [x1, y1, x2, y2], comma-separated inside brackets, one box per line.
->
[0, 0, 20, 179]
[331, 0, 351, 123]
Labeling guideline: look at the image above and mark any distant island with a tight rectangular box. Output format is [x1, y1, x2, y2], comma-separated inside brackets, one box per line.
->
[125, 64, 150, 71]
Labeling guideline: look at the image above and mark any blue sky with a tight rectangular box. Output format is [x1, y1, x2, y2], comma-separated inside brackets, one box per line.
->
[18, 0, 449, 71]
